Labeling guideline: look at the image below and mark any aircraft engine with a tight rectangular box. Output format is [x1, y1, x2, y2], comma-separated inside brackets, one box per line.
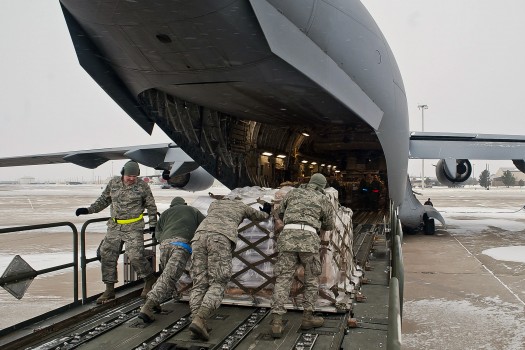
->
[435, 159, 472, 186]
[162, 167, 216, 192]
[512, 160, 525, 173]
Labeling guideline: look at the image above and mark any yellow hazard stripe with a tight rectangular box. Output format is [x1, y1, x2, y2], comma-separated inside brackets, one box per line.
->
[113, 213, 144, 224]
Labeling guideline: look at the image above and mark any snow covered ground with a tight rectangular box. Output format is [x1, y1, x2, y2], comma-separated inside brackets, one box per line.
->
[0, 183, 229, 329]
[0, 184, 523, 348]
[402, 186, 525, 350]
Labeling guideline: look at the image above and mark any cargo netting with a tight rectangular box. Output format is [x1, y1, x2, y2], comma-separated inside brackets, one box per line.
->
[175, 186, 361, 312]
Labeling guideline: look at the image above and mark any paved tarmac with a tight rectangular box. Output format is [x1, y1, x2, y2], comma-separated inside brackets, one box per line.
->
[402, 187, 525, 350]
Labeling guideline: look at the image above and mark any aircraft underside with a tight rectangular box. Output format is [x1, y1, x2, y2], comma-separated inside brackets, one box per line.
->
[59, 0, 406, 208]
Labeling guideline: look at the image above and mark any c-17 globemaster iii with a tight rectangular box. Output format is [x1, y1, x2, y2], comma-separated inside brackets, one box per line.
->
[2, 1, 525, 349]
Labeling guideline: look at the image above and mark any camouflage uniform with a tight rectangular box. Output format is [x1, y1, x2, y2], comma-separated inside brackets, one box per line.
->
[189, 199, 269, 319]
[271, 179, 335, 315]
[88, 176, 157, 283]
[146, 197, 205, 304]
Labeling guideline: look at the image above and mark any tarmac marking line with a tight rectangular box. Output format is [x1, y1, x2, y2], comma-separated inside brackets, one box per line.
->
[450, 234, 525, 307]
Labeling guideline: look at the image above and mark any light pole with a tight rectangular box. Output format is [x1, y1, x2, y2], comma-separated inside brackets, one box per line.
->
[418, 104, 428, 188]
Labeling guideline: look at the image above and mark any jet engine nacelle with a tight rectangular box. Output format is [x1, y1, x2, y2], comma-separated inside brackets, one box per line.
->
[162, 167, 216, 192]
[512, 160, 525, 174]
[435, 159, 472, 186]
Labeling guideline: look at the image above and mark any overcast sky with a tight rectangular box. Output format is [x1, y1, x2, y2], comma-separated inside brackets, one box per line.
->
[362, 0, 525, 179]
[0, 0, 172, 182]
[1, 1, 524, 182]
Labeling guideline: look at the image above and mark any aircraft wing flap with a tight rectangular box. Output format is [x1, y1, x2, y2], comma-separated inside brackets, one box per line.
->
[170, 162, 199, 177]
[0, 154, 71, 167]
[62, 153, 111, 169]
[124, 148, 169, 170]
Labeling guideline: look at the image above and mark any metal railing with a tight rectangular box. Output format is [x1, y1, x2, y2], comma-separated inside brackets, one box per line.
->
[0, 222, 79, 303]
[79, 217, 109, 302]
[387, 203, 404, 350]
[0, 222, 83, 337]
[387, 277, 402, 349]
[79, 217, 157, 303]
[0, 219, 158, 304]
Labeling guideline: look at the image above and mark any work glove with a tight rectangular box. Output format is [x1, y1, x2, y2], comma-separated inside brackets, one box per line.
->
[259, 202, 272, 215]
[75, 208, 89, 216]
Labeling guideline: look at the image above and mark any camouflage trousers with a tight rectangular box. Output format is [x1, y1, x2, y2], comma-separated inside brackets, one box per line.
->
[270, 251, 322, 315]
[146, 238, 191, 304]
[100, 227, 152, 283]
[189, 233, 233, 318]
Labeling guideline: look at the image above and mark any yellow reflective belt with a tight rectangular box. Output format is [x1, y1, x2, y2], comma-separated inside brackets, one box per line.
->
[112, 213, 144, 224]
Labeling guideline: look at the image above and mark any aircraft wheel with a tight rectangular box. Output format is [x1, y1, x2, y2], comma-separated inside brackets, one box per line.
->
[423, 218, 435, 235]
[402, 225, 418, 235]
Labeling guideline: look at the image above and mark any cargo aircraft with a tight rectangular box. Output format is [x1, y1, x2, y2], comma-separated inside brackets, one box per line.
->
[2, 1, 525, 349]
[2, 0, 525, 234]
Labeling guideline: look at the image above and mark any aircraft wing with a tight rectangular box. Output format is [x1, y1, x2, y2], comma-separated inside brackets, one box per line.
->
[0, 143, 217, 191]
[409, 131, 525, 185]
[409, 132, 525, 160]
[0, 143, 183, 171]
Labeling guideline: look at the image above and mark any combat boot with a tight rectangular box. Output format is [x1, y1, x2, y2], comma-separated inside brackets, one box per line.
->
[138, 299, 160, 323]
[190, 320, 212, 339]
[189, 315, 209, 341]
[301, 311, 324, 330]
[140, 274, 157, 299]
[270, 314, 284, 338]
[96, 283, 115, 304]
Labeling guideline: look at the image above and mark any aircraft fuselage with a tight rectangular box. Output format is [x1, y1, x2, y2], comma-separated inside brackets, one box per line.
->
[60, 0, 409, 206]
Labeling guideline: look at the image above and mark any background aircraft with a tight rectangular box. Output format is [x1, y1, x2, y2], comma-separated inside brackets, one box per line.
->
[0, 144, 215, 192]
[399, 131, 525, 233]
[410, 132, 525, 186]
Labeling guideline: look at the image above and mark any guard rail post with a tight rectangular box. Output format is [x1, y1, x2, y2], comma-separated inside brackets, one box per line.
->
[80, 217, 110, 303]
[387, 277, 402, 349]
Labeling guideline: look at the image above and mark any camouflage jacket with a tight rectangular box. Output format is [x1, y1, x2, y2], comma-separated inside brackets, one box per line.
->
[193, 198, 269, 244]
[278, 183, 335, 253]
[156, 204, 205, 243]
[88, 176, 157, 231]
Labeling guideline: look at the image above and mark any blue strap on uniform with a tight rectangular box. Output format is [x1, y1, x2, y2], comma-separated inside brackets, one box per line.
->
[170, 241, 192, 254]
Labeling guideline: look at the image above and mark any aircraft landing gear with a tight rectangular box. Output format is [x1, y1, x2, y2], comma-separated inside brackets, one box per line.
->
[423, 216, 435, 235]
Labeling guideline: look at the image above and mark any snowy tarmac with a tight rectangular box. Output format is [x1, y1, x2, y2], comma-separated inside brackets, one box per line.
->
[0, 184, 524, 349]
[0, 183, 229, 330]
[402, 186, 525, 350]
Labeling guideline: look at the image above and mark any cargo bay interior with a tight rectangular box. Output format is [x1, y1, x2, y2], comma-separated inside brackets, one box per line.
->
[141, 89, 388, 211]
